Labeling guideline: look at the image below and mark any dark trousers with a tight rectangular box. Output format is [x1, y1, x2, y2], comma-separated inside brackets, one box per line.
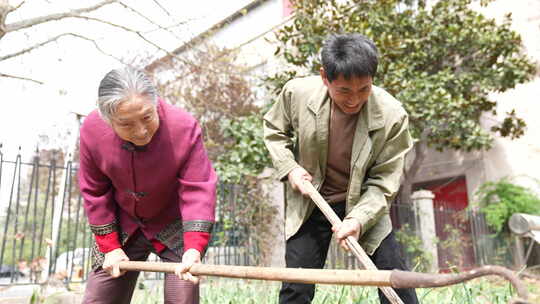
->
[279, 203, 419, 304]
[83, 231, 199, 304]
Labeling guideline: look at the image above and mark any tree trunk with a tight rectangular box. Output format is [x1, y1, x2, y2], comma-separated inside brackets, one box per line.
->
[400, 133, 429, 204]
[0, 0, 11, 39]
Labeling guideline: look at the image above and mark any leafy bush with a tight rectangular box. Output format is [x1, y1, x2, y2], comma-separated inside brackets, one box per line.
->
[209, 115, 275, 265]
[214, 115, 271, 184]
[475, 178, 540, 233]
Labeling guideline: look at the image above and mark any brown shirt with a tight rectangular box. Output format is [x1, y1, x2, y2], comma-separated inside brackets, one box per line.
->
[320, 102, 359, 203]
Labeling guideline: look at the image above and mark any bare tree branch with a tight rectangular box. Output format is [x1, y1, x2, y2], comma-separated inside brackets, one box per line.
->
[65, 15, 196, 67]
[151, 0, 172, 17]
[143, 19, 191, 34]
[145, 0, 271, 73]
[5, 0, 117, 33]
[0, 32, 126, 63]
[68, 15, 170, 54]
[3, 8, 191, 67]
[400, 128, 431, 204]
[0, 72, 43, 84]
[8, 0, 26, 13]
[117, 1, 182, 40]
[0, 0, 12, 39]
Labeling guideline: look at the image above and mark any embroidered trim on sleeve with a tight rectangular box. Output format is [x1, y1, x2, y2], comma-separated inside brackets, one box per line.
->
[156, 219, 184, 257]
[89, 221, 118, 236]
[91, 231, 128, 271]
[183, 220, 213, 233]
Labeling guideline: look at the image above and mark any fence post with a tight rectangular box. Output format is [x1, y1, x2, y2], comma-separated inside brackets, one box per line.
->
[48, 112, 82, 280]
[411, 190, 438, 272]
[258, 168, 285, 267]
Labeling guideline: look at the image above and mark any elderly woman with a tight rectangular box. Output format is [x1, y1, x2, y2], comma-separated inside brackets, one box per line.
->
[79, 66, 217, 304]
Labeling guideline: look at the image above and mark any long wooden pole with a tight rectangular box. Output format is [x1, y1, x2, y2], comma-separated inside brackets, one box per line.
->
[117, 262, 529, 303]
[119, 261, 392, 286]
[302, 181, 405, 304]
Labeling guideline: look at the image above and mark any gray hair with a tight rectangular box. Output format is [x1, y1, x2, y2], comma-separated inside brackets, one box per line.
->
[97, 66, 158, 122]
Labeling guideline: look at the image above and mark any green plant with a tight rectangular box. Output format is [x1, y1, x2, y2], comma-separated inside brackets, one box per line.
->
[29, 287, 41, 304]
[210, 114, 276, 265]
[440, 223, 471, 269]
[130, 277, 538, 304]
[475, 178, 540, 233]
[214, 115, 271, 184]
[395, 223, 434, 272]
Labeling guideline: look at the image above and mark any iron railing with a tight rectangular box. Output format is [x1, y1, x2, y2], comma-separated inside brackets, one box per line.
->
[0, 149, 260, 286]
[326, 202, 510, 271]
[0, 147, 512, 286]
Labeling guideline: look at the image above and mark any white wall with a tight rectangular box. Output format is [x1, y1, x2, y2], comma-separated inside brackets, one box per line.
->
[476, 0, 540, 195]
[192, 0, 293, 105]
[203, 0, 284, 66]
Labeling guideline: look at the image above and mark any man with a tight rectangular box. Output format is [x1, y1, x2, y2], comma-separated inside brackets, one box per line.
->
[263, 33, 418, 304]
[79, 67, 217, 303]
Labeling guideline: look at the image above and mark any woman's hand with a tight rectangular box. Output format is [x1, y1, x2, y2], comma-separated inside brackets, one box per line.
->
[102, 248, 129, 278]
[174, 249, 201, 284]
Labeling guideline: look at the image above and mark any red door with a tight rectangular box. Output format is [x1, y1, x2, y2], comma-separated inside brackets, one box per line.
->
[426, 176, 475, 271]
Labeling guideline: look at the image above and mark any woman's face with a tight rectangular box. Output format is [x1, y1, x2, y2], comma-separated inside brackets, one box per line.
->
[109, 95, 159, 146]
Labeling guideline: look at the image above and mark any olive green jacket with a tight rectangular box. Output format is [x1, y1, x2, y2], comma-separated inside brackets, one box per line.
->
[263, 76, 413, 254]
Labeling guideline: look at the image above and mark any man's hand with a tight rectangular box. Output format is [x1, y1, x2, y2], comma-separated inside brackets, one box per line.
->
[174, 249, 201, 284]
[103, 248, 129, 278]
[288, 167, 313, 196]
[332, 218, 362, 251]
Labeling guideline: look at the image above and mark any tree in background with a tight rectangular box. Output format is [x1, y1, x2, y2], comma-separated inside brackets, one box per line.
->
[266, 0, 537, 203]
[0, 0, 189, 84]
[153, 45, 275, 265]
[153, 44, 271, 180]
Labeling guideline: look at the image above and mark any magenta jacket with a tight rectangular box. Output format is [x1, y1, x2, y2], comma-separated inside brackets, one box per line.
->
[79, 98, 217, 267]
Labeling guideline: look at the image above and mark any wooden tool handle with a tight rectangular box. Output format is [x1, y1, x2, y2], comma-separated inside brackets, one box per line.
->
[118, 261, 392, 286]
[303, 181, 405, 304]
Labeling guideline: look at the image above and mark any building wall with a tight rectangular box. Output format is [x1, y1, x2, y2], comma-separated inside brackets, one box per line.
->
[194, 0, 291, 104]
[205, 0, 287, 71]
[478, 0, 540, 194]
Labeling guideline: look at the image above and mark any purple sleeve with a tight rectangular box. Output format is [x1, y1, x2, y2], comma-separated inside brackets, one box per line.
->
[79, 130, 121, 251]
[177, 123, 217, 224]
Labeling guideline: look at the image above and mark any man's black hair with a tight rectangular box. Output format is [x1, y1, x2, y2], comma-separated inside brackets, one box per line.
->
[321, 33, 379, 82]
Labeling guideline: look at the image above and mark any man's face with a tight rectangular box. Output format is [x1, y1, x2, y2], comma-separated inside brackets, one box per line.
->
[110, 95, 159, 146]
[320, 68, 373, 115]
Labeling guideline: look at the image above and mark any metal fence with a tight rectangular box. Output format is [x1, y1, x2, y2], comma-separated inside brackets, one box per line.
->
[0, 148, 513, 286]
[326, 201, 511, 272]
[0, 149, 260, 286]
